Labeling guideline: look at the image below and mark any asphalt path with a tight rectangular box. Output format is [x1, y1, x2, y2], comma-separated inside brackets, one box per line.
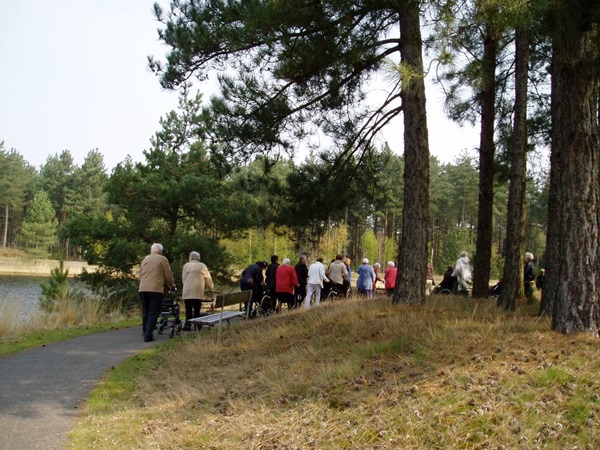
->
[0, 326, 166, 450]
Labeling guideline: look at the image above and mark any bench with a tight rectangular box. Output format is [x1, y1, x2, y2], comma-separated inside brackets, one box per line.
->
[188, 290, 253, 337]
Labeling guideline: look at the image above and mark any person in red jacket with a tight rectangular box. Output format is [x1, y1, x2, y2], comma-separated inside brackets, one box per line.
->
[275, 258, 299, 312]
[384, 261, 398, 296]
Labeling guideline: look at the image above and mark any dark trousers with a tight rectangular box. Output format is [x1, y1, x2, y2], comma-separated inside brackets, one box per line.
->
[184, 298, 202, 323]
[293, 285, 306, 308]
[139, 291, 163, 341]
[276, 292, 294, 310]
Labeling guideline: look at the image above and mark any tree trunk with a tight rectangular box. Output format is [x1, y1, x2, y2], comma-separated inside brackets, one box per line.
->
[2, 204, 7, 250]
[500, 27, 529, 311]
[548, 6, 600, 334]
[393, 1, 430, 304]
[472, 30, 497, 299]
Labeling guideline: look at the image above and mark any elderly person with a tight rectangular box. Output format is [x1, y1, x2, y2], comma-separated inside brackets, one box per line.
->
[328, 254, 348, 295]
[356, 258, 376, 298]
[181, 251, 214, 330]
[426, 263, 435, 295]
[535, 268, 546, 292]
[384, 261, 398, 296]
[294, 255, 309, 308]
[240, 260, 268, 316]
[524, 252, 536, 303]
[304, 257, 329, 308]
[344, 257, 353, 293]
[139, 243, 176, 342]
[452, 251, 472, 296]
[372, 262, 384, 293]
[275, 258, 299, 312]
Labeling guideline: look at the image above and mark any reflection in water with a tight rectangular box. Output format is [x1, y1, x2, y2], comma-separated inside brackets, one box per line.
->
[0, 275, 48, 322]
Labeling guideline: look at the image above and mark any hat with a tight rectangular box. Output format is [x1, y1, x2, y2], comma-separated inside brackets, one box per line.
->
[362, 258, 369, 264]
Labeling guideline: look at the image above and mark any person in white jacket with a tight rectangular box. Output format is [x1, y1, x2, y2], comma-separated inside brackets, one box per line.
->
[452, 251, 472, 296]
[303, 257, 330, 308]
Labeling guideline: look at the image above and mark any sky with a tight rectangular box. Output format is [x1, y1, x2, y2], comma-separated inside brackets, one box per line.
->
[0, 0, 480, 172]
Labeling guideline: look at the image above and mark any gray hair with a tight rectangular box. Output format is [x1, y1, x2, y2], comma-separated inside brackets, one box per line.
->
[282, 258, 291, 265]
[151, 243, 163, 254]
[388, 261, 395, 267]
[525, 252, 534, 261]
[189, 251, 201, 261]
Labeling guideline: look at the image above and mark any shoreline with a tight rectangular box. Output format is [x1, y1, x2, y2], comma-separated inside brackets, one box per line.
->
[0, 257, 97, 277]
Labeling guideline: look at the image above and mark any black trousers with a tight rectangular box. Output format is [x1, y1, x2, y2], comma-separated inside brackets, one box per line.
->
[139, 291, 163, 341]
[184, 298, 202, 323]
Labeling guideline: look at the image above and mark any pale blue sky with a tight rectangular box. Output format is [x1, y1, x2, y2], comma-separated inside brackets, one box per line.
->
[0, 0, 479, 172]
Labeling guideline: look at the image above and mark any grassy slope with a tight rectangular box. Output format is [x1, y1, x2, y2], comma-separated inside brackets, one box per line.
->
[69, 296, 600, 449]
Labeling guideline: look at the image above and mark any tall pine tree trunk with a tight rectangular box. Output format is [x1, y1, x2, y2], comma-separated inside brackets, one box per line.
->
[2, 204, 8, 250]
[472, 30, 497, 298]
[500, 27, 529, 311]
[547, 4, 600, 334]
[393, 0, 430, 304]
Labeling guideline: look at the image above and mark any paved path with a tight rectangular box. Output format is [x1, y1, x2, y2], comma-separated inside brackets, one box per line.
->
[0, 326, 166, 450]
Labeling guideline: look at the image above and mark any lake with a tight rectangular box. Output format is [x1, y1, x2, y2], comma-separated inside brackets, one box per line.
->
[0, 275, 48, 322]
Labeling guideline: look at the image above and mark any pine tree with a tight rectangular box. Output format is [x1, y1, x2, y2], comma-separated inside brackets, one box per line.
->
[20, 191, 58, 260]
[150, 0, 431, 302]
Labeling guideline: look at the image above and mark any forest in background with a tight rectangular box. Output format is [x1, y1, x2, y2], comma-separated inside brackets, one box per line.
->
[0, 87, 549, 286]
[7, 0, 600, 335]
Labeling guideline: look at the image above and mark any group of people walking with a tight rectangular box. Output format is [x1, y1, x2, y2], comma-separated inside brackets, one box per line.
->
[137, 242, 403, 342]
[137, 242, 546, 342]
[240, 254, 350, 312]
[240, 254, 400, 313]
[138, 243, 214, 342]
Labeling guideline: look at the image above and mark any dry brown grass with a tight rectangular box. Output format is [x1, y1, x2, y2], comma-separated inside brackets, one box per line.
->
[0, 292, 129, 339]
[71, 295, 600, 449]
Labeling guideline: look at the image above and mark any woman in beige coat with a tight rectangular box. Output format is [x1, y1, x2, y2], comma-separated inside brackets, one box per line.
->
[182, 251, 214, 330]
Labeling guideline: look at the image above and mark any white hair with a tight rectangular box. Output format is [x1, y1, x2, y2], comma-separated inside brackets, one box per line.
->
[151, 243, 163, 254]
[282, 258, 291, 265]
[388, 261, 395, 267]
[373, 262, 380, 268]
[189, 251, 200, 261]
[525, 252, 534, 261]
[362, 258, 369, 264]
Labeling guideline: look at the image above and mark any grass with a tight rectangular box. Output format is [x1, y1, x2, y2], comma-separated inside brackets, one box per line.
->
[68, 295, 600, 449]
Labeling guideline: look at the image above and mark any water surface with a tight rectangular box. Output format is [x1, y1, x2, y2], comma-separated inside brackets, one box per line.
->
[0, 275, 48, 322]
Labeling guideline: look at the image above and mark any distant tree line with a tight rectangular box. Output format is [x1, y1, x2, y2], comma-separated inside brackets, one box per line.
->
[0, 89, 548, 284]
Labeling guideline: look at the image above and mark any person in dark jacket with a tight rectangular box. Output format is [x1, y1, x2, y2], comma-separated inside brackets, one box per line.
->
[524, 252, 536, 303]
[535, 268, 545, 293]
[294, 255, 309, 308]
[265, 255, 279, 310]
[437, 265, 456, 294]
[240, 260, 267, 314]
